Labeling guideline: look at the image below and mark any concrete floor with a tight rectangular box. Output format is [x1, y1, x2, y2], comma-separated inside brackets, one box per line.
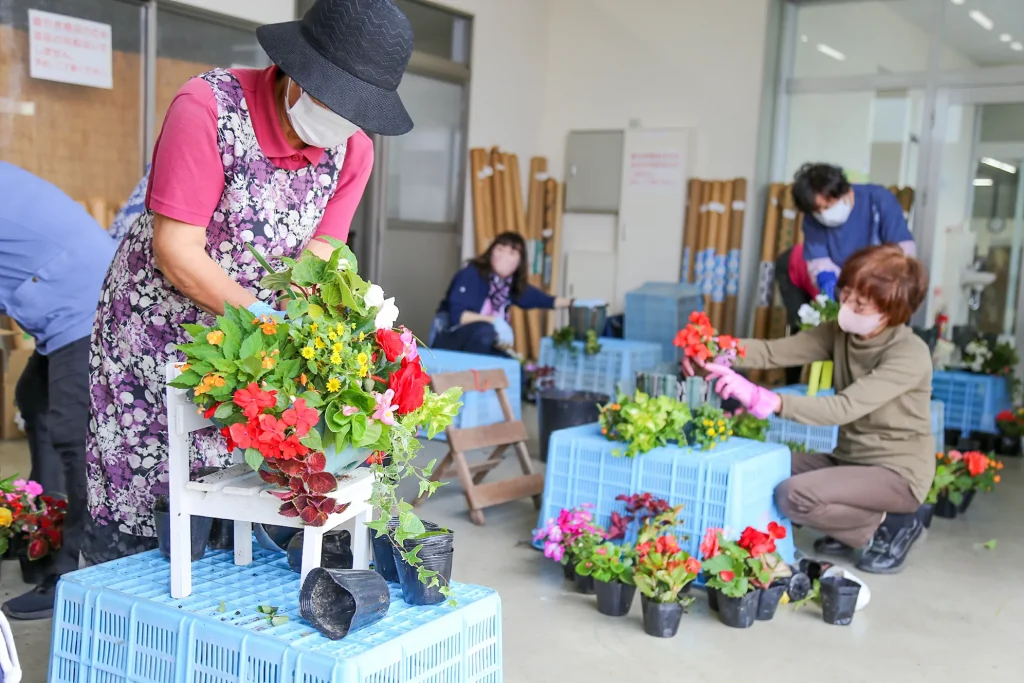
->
[1, 409, 1021, 682]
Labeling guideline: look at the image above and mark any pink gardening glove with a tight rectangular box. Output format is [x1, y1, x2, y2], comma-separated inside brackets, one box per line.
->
[703, 364, 781, 419]
[681, 356, 731, 377]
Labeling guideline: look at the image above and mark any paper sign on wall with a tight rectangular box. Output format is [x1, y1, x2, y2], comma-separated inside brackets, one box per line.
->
[627, 151, 682, 188]
[28, 9, 113, 89]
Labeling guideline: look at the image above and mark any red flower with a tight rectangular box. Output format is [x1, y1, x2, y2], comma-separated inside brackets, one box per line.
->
[997, 410, 1015, 422]
[655, 535, 680, 556]
[749, 539, 777, 558]
[700, 528, 721, 559]
[388, 360, 430, 415]
[203, 402, 221, 420]
[738, 526, 766, 551]
[717, 335, 738, 349]
[233, 383, 277, 419]
[366, 451, 385, 465]
[278, 434, 309, 461]
[257, 415, 288, 459]
[964, 451, 989, 477]
[684, 556, 702, 575]
[719, 570, 735, 583]
[228, 420, 260, 450]
[375, 329, 405, 363]
[635, 541, 652, 559]
[767, 521, 787, 540]
[281, 399, 319, 436]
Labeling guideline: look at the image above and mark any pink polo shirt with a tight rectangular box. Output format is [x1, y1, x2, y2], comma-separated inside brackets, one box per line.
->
[146, 66, 372, 242]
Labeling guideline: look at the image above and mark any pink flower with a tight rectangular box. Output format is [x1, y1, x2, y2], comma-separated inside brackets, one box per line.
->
[596, 546, 607, 555]
[948, 450, 963, 463]
[371, 389, 398, 426]
[14, 480, 43, 498]
[544, 541, 565, 563]
[342, 405, 359, 417]
[400, 327, 419, 362]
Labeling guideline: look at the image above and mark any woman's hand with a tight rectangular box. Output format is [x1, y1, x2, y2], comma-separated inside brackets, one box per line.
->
[554, 297, 574, 309]
[152, 214, 258, 315]
[703, 364, 781, 419]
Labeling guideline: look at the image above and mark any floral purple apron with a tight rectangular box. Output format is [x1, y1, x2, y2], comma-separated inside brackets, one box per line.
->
[84, 69, 346, 561]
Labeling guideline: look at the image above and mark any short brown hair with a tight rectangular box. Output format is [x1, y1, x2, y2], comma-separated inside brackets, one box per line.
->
[837, 245, 927, 325]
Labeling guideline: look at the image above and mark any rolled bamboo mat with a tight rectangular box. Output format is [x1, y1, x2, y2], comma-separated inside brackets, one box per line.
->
[544, 179, 565, 335]
[490, 147, 507, 235]
[708, 180, 734, 331]
[694, 181, 713, 303]
[722, 178, 746, 336]
[681, 178, 703, 284]
[469, 149, 494, 254]
[526, 157, 548, 359]
[749, 183, 786, 382]
[768, 186, 800, 341]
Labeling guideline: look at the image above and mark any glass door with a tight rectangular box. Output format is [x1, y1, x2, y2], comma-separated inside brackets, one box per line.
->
[920, 86, 1024, 350]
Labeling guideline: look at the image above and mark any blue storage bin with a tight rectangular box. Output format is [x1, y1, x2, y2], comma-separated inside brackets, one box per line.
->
[421, 349, 522, 437]
[537, 337, 662, 397]
[931, 400, 944, 452]
[536, 424, 795, 564]
[624, 282, 703, 364]
[49, 549, 501, 683]
[765, 385, 839, 453]
[932, 370, 1011, 435]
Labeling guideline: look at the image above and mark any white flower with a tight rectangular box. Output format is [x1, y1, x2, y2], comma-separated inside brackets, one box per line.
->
[364, 284, 385, 309]
[798, 303, 821, 327]
[374, 297, 399, 330]
[814, 293, 830, 306]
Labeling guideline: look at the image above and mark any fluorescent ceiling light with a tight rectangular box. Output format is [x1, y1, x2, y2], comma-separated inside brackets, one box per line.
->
[981, 157, 1017, 173]
[1000, 33, 1012, 42]
[969, 10, 994, 31]
[816, 43, 846, 61]
[1012, 41, 1024, 51]
[973, 178, 994, 187]
[950, 0, 965, 5]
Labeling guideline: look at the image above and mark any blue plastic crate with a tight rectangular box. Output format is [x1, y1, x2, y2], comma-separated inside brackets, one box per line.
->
[765, 385, 839, 453]
[932, 370, 1011, 435]
[49, 548, 502, 683]
[536, 424, 795, 564]
[931, 400, 944, 452]
[421, 349, 522, 437]
[537, 337, 662, 397]
[624, 282, 703, 363]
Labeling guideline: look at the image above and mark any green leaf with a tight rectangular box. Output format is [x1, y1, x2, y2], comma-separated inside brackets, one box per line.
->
[307, 303, 325, 320]
[178, 343, 222, 362]
[270, 615, 290, 627]
[321, 281, 343, 309]
[350, 413, 368, 442]
[339, 277, 360, 311]
[217, 601, 226, 613]
[240, 331, 264, 359]
[356, 420, 382, 448]
[214, 403, 235, 420]
[293, 256, 327, 286]
[219, 318, 242, 359]
[182, 323, 208, 339]
[983, 539, 997, 550]
[300, 390, 324, 408]
[244, 448, 264, 472]
[399, 510, 426, 536]
[286, 298, 309, 320]
[300, 428, 323, 451]
[168, 369, 201, 389]
[240, 356, 266, 379]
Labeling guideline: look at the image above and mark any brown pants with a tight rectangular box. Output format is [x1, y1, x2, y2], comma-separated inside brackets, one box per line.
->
[774, 453, 920, 548]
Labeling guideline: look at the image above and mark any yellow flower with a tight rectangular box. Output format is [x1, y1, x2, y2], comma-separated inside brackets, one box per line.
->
[357, 352, 368, 365]
[206, 330, 225, 346]
[706, 428, 715, 436]
[301, 346, 316, 360]
[331, 352, 342, 365]
[0, 508, 11, 527]
[727, 430, 734, 437]
[359, 332, 365, 342]
[332, 342, 343, 353]
[310, 323, 318, 334]
[718, 426, 726, 434]
[326, 377, 342, 393]
[314, 337, 327, 350]
[262, 357, 275, 369]
[194, 384, 210, 396]
[328, 332, 337, 341]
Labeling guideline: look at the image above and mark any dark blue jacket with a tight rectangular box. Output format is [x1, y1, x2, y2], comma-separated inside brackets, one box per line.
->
[438, 265, 555, 326]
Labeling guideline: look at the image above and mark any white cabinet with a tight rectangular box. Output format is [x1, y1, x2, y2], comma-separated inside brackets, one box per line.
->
[562, 127, 692, 313]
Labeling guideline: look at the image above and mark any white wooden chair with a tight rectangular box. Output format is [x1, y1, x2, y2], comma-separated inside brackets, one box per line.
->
[165, 363, 374, 599]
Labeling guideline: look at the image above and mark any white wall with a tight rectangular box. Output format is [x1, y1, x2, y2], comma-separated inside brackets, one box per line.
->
[169, 0, 296, 25]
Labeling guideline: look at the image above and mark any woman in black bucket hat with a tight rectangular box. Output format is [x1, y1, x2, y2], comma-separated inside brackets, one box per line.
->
[54, 0, 417, 623]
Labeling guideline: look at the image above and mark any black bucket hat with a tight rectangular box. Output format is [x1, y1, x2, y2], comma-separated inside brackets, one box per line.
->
[257, 0, 414, 136]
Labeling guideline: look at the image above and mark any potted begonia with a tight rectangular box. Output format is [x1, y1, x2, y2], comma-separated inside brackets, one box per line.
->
[575, 542, 637, 617]
[633, 508, 701, 638]
[701, 523, 789, 628]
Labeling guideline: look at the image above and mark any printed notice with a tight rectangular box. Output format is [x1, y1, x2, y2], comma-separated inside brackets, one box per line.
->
[29, 9, 113, 89]
[627, 151, 682, 188]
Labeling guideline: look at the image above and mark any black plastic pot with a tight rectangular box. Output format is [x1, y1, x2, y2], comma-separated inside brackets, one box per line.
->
[371, 518, 441, 583]
[287, 529, 353, 573]
[786, 572, 812, 603]
[996, 434, 1021, 457]
[933, 494, 959, 519]
[641, 598, 684, 638]
[718, 591, 759, 629]
[756, 582, 787, 621]
[958, 489, 976, 513]
[593, 579, 635, 617]
[19, 555, 55, 585]
[706, 587, 719, 612]
[917, 503, 934, 529]
[574, 571, 595, 595]
[820, 576, 861, 626]
[208, 519, 234, 551]
[392, 526, 454, 606]
[562, 562, 576, 581]
[254, 524, 300, 553]
[153, 496, 213, 562]
[299, 568, 390, 640]
[537, 390, 609, 462]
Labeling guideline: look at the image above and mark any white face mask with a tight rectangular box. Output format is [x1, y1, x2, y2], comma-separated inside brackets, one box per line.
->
[284, 78, 360, 149]
[838, 303, 884, 336]
[815, 199, 853, 228]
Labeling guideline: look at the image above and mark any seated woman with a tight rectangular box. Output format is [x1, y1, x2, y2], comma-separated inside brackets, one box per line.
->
[700, 245, 933, 574]
[432, 232, 571, 355]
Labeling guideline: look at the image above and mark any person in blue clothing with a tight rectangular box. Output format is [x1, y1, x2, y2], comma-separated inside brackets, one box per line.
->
[433, 232, 572, 355]
[108, 165, 150, 243]
[0, 162, 116, 620]
[792, 163, 916, 299]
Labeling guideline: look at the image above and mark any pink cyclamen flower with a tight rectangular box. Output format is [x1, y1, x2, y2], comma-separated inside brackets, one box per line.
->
[341, 405, 359, 417]
[371, 389, 398, 426]
[400, 327, 419, 362]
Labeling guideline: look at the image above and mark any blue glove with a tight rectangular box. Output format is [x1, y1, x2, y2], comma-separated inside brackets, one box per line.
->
[247, 301, 285, 321]
[816, 272, 838, 300]
[492, 318, 515, 347]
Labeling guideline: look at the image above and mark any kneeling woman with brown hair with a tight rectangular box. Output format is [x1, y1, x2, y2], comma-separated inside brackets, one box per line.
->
[700, 244, 933, 574]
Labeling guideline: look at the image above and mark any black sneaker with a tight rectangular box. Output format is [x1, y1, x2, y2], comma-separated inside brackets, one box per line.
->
[812, 536, 855, 557]
[856, 517, 923, 575]
[2, 574, 60, 620]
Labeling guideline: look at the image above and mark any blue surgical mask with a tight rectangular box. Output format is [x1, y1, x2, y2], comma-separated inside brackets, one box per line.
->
[815, 199, 853, 228]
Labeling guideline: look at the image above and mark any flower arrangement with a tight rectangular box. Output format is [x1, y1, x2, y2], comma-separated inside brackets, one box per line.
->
[996, 408, 1024, 437]
[797, 293, 840, 330]
[691, 404, 734, 450]
[931, 450, 1003, 504]
[574, 541, 636, 585]
[607, 492, 672, 540]
[533, 504, 606, 565]
[962, 337, 992, 373]
[0, 478, 66, 560]
[170, 242, 462, 591]
[672, 312, 745, 365]
[730, 408, 769, 442]
[598, 391, 692, 458]
[633, 508, 701, 605]
[700, 523, 788, 598]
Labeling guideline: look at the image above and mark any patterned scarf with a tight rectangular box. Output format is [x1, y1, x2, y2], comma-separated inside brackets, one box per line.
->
[484, 275, 512, 321]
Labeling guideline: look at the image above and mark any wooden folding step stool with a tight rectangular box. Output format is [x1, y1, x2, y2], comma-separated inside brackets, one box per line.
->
[416, 369, 544, 525]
